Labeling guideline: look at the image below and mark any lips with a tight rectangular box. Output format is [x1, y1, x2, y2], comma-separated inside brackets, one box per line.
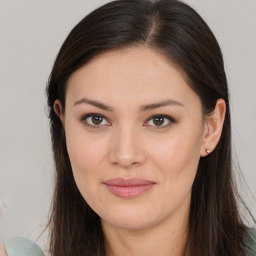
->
[103, 178, 156, 199]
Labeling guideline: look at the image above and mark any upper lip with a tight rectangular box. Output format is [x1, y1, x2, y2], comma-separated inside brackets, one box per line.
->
[103, 178, 156, 186]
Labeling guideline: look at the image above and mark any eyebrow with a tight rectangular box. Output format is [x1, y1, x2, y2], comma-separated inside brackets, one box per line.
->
[73, 97, 184, 112]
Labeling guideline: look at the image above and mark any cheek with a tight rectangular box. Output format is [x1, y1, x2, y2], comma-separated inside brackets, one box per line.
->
[65, 132, 109, 213]
[149, 128, 202, 183]
[64, 124, 110, 199]
[146, 132, 201, 216]
[66, 128, 107, 171]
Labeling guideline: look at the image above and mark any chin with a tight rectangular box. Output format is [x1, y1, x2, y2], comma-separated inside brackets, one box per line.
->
[100, 207, 164, 231]
[103, 217, 156, 231]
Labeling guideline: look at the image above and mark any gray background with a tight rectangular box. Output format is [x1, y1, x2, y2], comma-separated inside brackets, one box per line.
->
[0, 0, 255, 251]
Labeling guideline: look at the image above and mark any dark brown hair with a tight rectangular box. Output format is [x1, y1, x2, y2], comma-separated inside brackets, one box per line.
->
[46, 0, 251, 255]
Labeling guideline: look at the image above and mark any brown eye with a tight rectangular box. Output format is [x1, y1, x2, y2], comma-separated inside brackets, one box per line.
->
[91, 115, 103, 125]
[153, 116, 165, 126]
[81, 113, 110, 129]
[146, 115, 175, 128]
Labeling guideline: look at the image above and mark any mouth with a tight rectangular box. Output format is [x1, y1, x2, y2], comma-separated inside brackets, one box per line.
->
[103, 177, 156, 199]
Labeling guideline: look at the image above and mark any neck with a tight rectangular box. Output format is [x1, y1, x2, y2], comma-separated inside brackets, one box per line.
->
[102, 200, 189, 256]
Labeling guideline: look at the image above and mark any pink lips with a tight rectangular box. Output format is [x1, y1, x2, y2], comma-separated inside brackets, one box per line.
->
[103, 178, 156, 199]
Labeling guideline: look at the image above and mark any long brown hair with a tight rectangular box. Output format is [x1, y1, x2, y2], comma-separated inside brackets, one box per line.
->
[46, 0, 252, 255]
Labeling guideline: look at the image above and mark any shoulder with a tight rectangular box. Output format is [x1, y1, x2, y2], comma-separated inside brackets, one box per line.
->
[245, 227, 256, 256]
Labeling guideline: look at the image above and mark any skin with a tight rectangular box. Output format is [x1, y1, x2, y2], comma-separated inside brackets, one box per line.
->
[54, 47, 226, 256]
[0, 209, 7, 255]
[0, 243, 7, 256]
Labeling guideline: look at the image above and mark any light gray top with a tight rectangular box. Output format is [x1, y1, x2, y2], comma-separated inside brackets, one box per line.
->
[5, 237, 44, 256]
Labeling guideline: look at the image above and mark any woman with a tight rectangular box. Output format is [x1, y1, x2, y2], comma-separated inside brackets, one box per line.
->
[46, 0, 256, 255]
[2, 0, 255, 255]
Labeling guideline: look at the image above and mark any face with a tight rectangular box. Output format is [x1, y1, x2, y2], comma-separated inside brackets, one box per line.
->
[57, 47, 208, 231]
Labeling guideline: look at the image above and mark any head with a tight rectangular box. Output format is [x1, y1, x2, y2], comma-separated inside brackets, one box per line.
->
[46, 0, 245, 255]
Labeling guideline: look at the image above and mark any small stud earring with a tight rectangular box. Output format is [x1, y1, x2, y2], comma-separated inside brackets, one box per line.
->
[205, 148, 211, 154]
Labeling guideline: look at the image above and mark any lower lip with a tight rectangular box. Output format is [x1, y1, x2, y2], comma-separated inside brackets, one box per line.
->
[105, 184, 155, 199]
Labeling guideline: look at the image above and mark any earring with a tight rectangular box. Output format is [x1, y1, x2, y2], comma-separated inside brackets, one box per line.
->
[205, 148, 211, 154]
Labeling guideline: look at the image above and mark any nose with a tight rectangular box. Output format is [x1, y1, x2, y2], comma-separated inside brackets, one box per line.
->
[108, 125, 146, 168]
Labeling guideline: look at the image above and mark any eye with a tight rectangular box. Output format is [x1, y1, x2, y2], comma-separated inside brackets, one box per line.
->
[145, 115, 175, 128]
[80, 113, 175, 129]
[80, 113, 110, 129]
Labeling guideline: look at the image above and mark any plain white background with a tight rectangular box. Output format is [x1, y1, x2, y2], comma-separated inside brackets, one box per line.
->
[0, 0, 255, 251]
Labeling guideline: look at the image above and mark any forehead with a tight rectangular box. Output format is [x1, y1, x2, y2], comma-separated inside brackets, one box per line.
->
[65, 47, 200, 109]
[67, 46, 182, 87]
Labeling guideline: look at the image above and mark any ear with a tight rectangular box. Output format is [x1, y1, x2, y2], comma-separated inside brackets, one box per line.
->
[54, 99, 64, 123]
[200, 98, 226, 157]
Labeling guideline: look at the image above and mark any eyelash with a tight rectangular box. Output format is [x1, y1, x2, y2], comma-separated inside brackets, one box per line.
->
[80, 113, 176, 130]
